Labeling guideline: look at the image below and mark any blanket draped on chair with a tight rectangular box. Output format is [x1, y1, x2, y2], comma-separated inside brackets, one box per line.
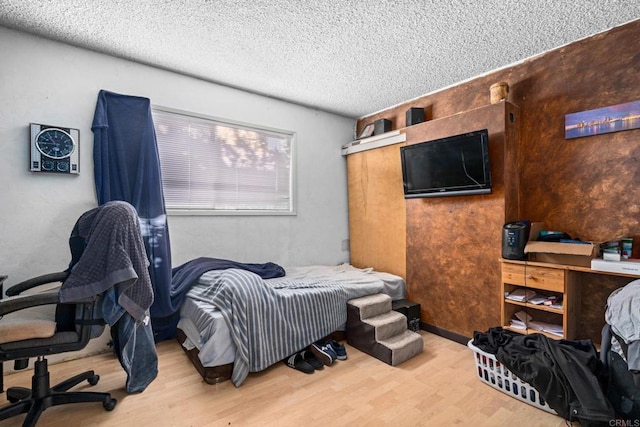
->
[60, 200, 158, 393]
[60, 201, 153, 321]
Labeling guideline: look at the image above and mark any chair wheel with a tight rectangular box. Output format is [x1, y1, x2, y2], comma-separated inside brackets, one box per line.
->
[88, 375, 100, 386]
[7, 387, 30, 403]
[103, 397, 117, 411]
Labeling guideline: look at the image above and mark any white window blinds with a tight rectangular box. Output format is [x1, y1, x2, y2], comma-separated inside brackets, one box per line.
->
[152, 108, 294, 214]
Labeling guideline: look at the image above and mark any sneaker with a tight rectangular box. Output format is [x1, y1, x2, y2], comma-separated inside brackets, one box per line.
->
[284, 352, 314, 374]
[326, 340, 347, 360]
[310, 341, 337, 366]
[300, 349, 324, 370]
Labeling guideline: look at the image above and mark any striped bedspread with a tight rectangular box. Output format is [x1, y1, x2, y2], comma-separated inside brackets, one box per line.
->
[188, 267, 386, 386]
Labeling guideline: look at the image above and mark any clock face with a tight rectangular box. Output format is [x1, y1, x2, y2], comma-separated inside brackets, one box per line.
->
[35, 128, 76, 159]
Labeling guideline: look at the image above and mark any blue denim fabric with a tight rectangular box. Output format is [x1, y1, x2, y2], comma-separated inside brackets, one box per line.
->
[101, 287, 125, 326]
[103, 287, 158, 393]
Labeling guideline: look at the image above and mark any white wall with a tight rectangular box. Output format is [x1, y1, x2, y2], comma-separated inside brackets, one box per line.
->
[0, 27, 353, 358]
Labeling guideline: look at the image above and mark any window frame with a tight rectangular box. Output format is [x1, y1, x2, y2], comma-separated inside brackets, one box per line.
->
[152, 105, 297, 216]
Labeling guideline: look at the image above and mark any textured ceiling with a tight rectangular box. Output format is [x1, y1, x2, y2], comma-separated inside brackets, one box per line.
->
[0, 0, 638, 118]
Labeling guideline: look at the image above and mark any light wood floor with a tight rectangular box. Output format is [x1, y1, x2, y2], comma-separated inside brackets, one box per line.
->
[0, 332, 572, 426]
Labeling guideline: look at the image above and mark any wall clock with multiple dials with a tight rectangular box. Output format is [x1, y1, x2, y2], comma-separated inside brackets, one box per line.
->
[30, 123, 80, 174]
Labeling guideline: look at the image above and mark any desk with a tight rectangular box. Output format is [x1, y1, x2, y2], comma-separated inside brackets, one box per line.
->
[500, 259, 638, 341]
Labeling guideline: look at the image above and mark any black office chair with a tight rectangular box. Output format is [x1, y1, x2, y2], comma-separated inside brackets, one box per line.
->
[0, 232, 117, 426]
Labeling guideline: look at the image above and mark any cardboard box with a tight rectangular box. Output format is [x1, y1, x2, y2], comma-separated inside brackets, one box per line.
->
[524, 222, 599, 268]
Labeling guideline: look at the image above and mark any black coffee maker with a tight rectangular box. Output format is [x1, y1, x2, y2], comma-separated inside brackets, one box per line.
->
[502, 221, 531, 260]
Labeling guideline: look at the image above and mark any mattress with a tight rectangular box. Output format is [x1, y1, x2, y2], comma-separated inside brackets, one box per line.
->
[178, 297, 236, 366]
[177, 263, 406, 369]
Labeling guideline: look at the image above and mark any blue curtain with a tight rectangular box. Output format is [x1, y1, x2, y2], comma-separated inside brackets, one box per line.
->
[92, 90, 175, 340]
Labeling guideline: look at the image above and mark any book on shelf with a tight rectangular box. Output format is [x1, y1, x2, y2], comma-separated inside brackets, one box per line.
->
[510, 310, 563, 337]
[505, 288, 562, 308]
[529, 321, 563, 337]
[527, 295, 547, 305]
[505, 288, 536, 302]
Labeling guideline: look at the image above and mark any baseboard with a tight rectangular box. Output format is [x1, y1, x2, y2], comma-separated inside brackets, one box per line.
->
[421, 322, 470, 345]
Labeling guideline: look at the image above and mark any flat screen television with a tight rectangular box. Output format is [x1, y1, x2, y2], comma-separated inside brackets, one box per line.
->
[400, 129, 491, 199]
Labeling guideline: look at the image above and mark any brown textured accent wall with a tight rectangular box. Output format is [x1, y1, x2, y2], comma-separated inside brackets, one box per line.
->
[578, 272, 631, 341]
[353, 19, 640, 340]
[405, 102, 519, 335]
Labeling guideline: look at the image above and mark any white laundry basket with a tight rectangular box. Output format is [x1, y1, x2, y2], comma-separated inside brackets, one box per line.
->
[467, 340, 556, 414]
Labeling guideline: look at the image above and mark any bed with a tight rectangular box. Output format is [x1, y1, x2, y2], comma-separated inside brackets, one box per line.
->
[175, 263, 406, 386]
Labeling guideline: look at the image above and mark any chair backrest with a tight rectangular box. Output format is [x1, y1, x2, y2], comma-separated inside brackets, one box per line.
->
[56, 234, 88, 332]
[0, 229, 100, 362]
[67, 235, 86, 273]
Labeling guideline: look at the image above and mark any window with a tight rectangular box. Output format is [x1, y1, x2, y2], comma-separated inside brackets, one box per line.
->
[152, 107, 295, 215]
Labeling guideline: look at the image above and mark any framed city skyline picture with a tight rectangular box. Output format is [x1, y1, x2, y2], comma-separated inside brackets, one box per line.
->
[565, 100, 640, 139]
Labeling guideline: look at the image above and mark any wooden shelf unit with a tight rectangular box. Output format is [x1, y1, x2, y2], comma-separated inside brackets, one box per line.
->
[501, 258, 640, 340]
[501, 260, 576, 339]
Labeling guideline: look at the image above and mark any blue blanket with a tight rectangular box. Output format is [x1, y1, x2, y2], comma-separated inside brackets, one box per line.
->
[92, 90, 173, 339]
[171, 257, 285, 293]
